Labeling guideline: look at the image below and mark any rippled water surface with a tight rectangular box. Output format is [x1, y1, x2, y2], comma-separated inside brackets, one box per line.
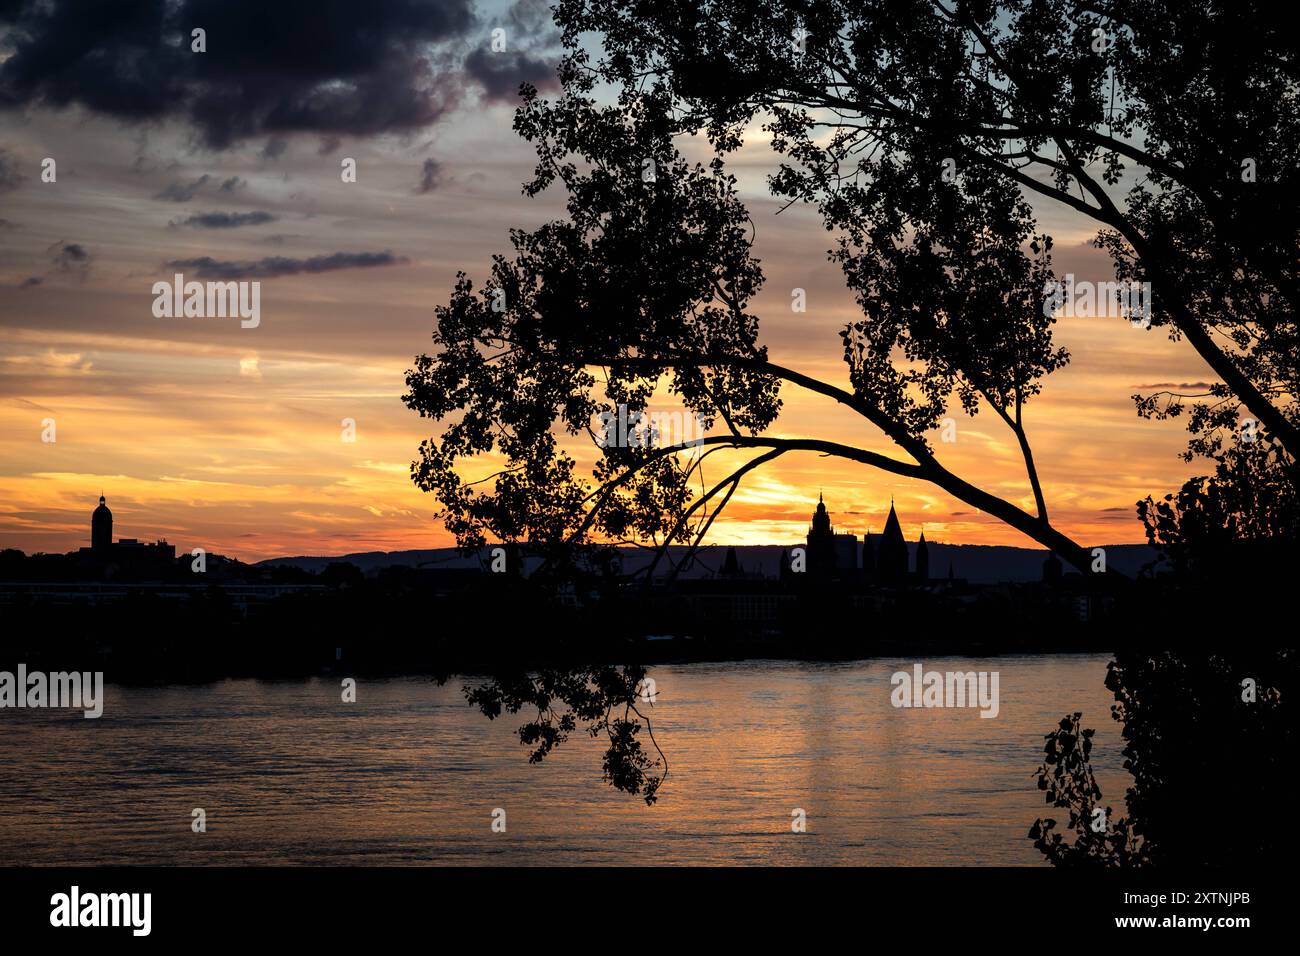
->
[0, 655, 1126, 865]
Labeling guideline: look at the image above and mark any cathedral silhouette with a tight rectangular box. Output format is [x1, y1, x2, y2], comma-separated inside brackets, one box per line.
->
[803, 493, 928, 585]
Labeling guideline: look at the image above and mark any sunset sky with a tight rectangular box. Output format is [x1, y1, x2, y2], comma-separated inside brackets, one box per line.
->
[1, 0, 1215, 562]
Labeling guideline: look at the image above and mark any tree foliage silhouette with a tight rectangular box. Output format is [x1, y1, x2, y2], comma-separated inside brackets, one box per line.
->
[463, 663, 667, 805]
[556, 0, 1300, 504]
[1029, 712, 1143, 866]
[1032, 651, 1294, 866]
[404, 0, 1299, 804]
[405, 81, 1104, 584]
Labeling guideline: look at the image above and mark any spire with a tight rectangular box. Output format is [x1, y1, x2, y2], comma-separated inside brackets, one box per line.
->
[878, 497, 906, 584]
[882, 502, 903, 538]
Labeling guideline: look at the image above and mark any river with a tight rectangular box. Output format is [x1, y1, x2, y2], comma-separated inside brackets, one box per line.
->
[0, 654, 1127, 865]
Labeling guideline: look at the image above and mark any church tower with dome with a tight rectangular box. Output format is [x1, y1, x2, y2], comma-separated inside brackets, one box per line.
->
[91, 494, 112, 556]
[806, 493, 836, 576]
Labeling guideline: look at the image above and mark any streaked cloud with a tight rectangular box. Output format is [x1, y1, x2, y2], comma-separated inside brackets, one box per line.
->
[172, 210, 277, 229]
[154, 174, 211, 202]
[164, 250, 408, 280]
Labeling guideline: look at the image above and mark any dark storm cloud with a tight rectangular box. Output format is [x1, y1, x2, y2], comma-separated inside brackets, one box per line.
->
[165, 250, 408, 279]
[465, 0, 562, 102]
[0, 147, 22, 192]
[501, 0, 563, 44]
[416, 158, 443, 194]
[463, 47, 559, 103]
[219, 176, 245, 192]
[0, 0, 479, 148]
[153, 174, 211, 202]
[172, 210, 277, 229]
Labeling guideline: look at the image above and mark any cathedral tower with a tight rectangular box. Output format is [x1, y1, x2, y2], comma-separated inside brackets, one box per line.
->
[877, 498, 907, 585]
[91, 494, 112, 556]
[806, 493, 836, 576]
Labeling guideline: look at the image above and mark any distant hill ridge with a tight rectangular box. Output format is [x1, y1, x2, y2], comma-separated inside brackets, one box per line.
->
[258, 542, 1162, 584]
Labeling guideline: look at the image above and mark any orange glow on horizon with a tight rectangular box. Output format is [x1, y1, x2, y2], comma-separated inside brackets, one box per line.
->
[0, 113, 1208, 563]
[0, 305, 1192, 562]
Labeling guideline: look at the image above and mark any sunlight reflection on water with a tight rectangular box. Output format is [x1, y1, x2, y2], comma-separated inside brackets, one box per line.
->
[0, 654, 1125, 865]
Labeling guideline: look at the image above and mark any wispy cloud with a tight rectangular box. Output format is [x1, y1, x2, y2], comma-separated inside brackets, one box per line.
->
[172, 211, 277, 229]
[0, 148, 23, 193]
[164, 250, 409, 279]
[1131, 381, 1216, 391]
[416, 158, 443, 194]
[153, 174, 211, 202]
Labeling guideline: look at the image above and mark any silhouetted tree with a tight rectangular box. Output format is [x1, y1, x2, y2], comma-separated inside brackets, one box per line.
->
[319, 561, 364, 589]
[405, 80, 1100, 584]
[1029, 712, 1143, 866]
[1033, 651, 1294, 866]
[462, 665, 666, 804]
[556, 0, 1300, 488]
[405, 0, 1299, 807]
[1138, 432, 1298, 583]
